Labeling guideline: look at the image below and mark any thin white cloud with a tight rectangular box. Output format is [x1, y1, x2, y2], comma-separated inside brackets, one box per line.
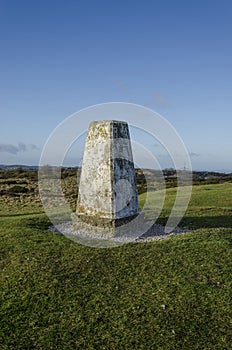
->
[0, 142, 39, 155]
[29, 144, 39, 151]
[189, 152, 201, 158]
[146, 92, 171, 109]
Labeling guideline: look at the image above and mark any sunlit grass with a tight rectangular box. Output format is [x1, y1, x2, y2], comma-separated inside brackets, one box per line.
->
[1, 181, 232, 349]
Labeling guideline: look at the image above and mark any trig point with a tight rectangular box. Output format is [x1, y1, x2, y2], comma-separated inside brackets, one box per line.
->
[72, 120, 140, 237]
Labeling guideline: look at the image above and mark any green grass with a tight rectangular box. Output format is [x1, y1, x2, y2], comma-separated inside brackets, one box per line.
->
[1, 183, 232, 349]
[141, 182, 232, 228]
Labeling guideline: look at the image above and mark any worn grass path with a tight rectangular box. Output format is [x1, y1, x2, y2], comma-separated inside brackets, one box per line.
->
[1, 183, 232, 349]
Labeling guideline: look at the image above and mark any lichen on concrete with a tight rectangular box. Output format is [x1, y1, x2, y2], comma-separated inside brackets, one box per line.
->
[73, 120, 140, 237]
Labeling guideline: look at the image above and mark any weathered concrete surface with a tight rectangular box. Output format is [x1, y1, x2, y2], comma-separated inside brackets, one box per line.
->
[72, 120, 140, 237]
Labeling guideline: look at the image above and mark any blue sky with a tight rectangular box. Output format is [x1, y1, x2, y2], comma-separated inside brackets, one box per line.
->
[0, 0, 231, 171]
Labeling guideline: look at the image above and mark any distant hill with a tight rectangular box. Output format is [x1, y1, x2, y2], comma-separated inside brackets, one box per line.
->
[0, 164, 39, 170]
[0, 164, 231, 179]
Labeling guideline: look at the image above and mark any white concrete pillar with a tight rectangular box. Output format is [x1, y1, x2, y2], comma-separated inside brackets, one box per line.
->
[72, 120, 140, 237]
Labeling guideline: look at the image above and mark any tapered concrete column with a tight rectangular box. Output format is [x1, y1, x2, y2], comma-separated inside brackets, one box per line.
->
[72, 120, 140, 237]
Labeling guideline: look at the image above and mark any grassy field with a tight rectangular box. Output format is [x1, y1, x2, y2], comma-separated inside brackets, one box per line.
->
[1, 176, 232, 349]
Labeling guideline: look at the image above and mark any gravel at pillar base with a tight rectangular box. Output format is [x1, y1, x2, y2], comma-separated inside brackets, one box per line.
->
[72, 120, 141, 237]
